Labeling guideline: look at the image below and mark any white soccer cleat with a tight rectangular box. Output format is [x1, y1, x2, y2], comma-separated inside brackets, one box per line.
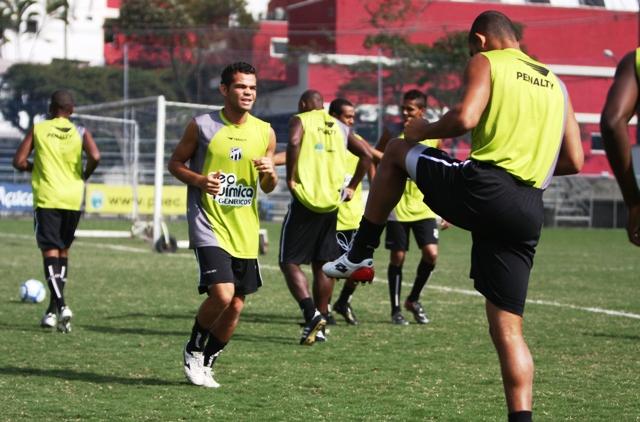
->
[201, 366, 221, 388]
[183, 344, 205, 386]
[322, 253, 375, 282]
[40, 312, 57, 328]
[57, 306, 73, 333]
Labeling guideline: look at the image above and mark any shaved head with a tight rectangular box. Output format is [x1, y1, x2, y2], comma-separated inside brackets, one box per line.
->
[469, 10, 518, 44]
[298, 90, 324, 113]
[50, 90, 75, 115]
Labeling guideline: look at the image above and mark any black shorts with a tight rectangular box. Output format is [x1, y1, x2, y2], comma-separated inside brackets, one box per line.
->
[279, 196, 341, 265]
[385, 218, 438, 251]
[406, 145, 544, 316]
[195, 246, 262, 296]
[34, 208, 82, 250]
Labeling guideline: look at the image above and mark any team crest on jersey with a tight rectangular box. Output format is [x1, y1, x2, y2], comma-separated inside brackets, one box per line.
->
[229, 147, 242, 161]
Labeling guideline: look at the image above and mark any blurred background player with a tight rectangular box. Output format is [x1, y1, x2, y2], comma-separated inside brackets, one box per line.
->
[13, 89, 100, 333]
[169, 62, 277, 388]
[374, 89, 446, 325]
[324, 11, 583, 421]
[329, 98, 374, 326]
[279, 90, 372, 344]
[600, 47, 640, 247]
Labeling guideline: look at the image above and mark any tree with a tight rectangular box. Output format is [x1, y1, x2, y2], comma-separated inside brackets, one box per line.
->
[0, 61, 178, 133]
[0, 0, 39, 59]
[109, 0, 255, 103]
[338, 2, 527, 138]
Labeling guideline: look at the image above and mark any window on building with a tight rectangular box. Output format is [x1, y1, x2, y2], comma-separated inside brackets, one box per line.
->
[579, 0, 605, 6]
[26, 19, 38, 33]
[270, 38, 288, 58]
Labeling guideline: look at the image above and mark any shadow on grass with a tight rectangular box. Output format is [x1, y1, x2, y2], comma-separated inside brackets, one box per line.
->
[0, 322, 52, 333]
[586, 332, 640, 341]
[239, 311, 300, 326]
[0, 366, 182, 386]
[105, 312, 192, 321]
[231, 332, 297, 345]
[82, 325, 184, 336]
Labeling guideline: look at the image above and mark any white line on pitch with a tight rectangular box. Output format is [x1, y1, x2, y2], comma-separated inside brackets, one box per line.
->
[3, 232, 640, 320]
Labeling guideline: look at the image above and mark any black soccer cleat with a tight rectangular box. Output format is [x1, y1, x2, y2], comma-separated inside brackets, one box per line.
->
[391, 311, 409, 326]
[404, 300, 430, 324]
[299, 312, 326, 346]
[324, 312, 337, 326]
[333, 301, 359, 326]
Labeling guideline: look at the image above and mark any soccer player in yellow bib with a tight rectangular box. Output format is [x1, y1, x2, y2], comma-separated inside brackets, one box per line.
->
[600, 48, 640, 247]
[280, 90, 372, 345]
[374, 89, 446, 326]
[13, 90, 101, 333]
[169, 62, 278, 388]
[324, 11, 583, 421]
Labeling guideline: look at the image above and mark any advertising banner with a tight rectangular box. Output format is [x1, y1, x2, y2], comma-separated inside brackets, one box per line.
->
[0, 183, 33, 212]
[85, 184, 186, 216]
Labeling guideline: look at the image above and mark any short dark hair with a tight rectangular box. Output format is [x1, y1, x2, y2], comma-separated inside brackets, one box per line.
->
[328, 98, 353, 117]
[220, 62, 256, 87]
[50, 90, 74, 113]
[469, 10, 518, 44]
[403, 89, 427, 109]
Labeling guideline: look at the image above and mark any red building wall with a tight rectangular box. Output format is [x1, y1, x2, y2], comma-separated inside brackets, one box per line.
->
[288, 0, 337, 53]
[287, 0, 636, 114]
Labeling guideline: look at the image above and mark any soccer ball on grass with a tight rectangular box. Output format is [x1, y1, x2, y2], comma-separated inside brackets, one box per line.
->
[19, 279, 46, 303]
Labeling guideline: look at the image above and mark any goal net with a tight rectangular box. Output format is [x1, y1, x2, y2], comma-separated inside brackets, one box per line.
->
[73, 96, 221, 249]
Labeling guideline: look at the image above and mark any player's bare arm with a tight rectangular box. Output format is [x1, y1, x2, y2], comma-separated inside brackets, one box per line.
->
[343, 131, 373, 201]
[254, 127, 278, 193]
[168, 120, 221, 196]
[601, 51, 640, 208]
[82, 129, 101, 181]
[404, 53, 491, 142]
[554, 98, 583, 176]
[372, 127, 393, 163]
[601, 51, 640, 245]
[12, 129, 34, 172]
[286, 115, 303, 192]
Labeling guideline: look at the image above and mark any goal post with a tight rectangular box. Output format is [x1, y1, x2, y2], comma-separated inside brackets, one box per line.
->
[74, 96, 222, 251]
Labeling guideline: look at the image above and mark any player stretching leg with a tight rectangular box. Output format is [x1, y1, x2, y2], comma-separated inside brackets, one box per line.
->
[325, 11, 583, 421]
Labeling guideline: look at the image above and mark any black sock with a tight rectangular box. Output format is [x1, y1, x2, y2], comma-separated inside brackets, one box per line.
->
[336, 283, 356, 306]
[388, 264, 402, 315]
[187, 317, 209, 352]
[58, 257, 68, 297]
[299, 297, 316, 322]
[347, 217, 385, 263]
[43, 257, 64, 312]
[407, 260, 435, 303]
[203, 335, 227, 367]
[508, 411, 532, 422]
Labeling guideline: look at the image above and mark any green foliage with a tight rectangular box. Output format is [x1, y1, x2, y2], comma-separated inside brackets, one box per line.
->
[340, 4, 527, 114]
[45, 0, 69, 23]
[110, 0, 255, 103]
[0, 0, 38, 46]
[1, 219, 639, 420]
[0, 61, 177, 133]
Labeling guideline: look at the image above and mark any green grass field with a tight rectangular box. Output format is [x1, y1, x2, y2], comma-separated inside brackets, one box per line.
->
[1, 217, 639, 421]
